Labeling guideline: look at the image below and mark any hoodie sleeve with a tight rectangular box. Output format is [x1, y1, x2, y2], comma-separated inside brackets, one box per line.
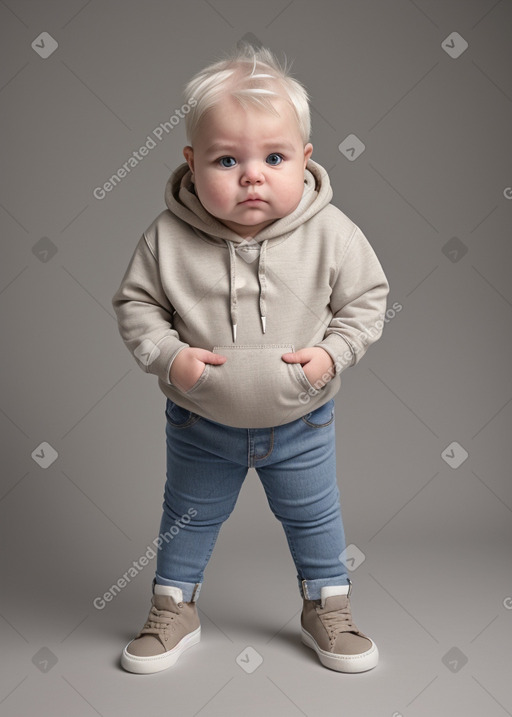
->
[111, 232, 189, 386]
[314, 225, 390, 375]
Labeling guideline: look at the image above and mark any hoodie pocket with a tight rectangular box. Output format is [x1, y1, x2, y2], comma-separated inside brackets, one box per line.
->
[182, 344, 320, 427]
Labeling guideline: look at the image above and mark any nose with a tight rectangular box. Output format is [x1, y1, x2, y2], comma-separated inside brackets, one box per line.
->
[241, 162, 264, 185]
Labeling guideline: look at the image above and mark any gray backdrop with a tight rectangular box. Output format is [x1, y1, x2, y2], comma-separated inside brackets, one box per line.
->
[1, 1, 511, 715]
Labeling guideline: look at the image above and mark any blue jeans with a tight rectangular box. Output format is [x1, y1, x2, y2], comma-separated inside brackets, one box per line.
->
[155, 397, 349, 602]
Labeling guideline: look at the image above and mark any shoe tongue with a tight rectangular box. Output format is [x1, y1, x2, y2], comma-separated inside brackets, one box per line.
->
[154, 584, 183, 603]
[320, 584, 349, 608]
[153, 593, 181, 614]
[320, 594, 349, 611]
[153, 585, 183, 611]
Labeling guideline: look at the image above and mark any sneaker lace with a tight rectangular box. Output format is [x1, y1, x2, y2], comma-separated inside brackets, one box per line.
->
[140, 605, 180, 636]
[320, 601, 358, 638]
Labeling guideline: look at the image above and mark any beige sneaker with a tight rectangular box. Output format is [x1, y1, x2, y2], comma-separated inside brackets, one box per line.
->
[301, 581, 378, 673]
[121, 582, 201, 674]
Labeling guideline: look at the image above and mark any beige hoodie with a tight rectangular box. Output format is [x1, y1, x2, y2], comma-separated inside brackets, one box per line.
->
[112, 159, 389, 428]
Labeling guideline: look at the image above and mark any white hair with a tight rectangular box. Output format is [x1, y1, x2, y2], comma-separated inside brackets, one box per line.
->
[182, 42, 311, 145]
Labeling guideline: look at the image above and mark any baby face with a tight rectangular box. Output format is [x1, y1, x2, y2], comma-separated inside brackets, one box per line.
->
[183, 95, 313, 238]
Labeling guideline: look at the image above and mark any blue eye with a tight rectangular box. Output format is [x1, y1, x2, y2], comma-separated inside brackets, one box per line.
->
[219, 156, 236, 168]
[266, 153, 283, 165]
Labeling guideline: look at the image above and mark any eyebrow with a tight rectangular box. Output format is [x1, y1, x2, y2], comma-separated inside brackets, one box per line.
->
[205, 140, 296, 154]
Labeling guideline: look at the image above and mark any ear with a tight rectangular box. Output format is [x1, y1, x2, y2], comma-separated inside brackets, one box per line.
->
[183, 146, 195, 173]
[303, 142, 313, 168]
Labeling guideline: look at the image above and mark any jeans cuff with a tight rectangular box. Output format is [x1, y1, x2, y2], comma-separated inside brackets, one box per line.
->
[154, 573, 202, 602]
[298, 574, 350, 600]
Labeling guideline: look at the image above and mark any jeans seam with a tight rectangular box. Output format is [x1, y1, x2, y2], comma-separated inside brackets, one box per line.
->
[197, 523, 223, 579]
[253, 428, 274, 462]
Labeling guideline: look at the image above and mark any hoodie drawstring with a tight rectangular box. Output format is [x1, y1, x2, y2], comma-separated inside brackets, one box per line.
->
[226, 239, 268, 343]
[227, 241, 238, 342]
[258, 240, 268, 334]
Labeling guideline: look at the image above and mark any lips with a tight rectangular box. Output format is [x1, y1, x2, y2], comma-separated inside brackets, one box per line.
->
[240, 197, 265, 203]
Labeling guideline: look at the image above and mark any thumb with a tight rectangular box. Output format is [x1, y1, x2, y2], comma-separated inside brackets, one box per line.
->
[281, 348, 311, 363]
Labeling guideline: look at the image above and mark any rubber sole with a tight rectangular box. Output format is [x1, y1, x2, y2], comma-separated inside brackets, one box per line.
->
[301, 627, 378, 673]
[121, 626, 201, 674]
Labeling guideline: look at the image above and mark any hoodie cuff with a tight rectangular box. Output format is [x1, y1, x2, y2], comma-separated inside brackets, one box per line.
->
[139, 338, 189, 386]
[314, 334, 355, 376]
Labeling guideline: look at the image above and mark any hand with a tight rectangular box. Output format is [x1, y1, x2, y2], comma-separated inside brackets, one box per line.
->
[169, 347, 227, 392]
[281, 347, 335, 389]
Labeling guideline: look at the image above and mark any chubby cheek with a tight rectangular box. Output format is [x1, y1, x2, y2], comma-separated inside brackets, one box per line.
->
[195, 173, 234, 215]
[275, 182, 303, 213]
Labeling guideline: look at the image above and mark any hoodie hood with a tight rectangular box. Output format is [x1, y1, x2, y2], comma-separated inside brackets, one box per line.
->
[164, 159, 333, 342]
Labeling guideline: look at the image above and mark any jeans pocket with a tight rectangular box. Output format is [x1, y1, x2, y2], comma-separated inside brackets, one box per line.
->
[300, 398, 335, 428]
[165, 399, 200, 429]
